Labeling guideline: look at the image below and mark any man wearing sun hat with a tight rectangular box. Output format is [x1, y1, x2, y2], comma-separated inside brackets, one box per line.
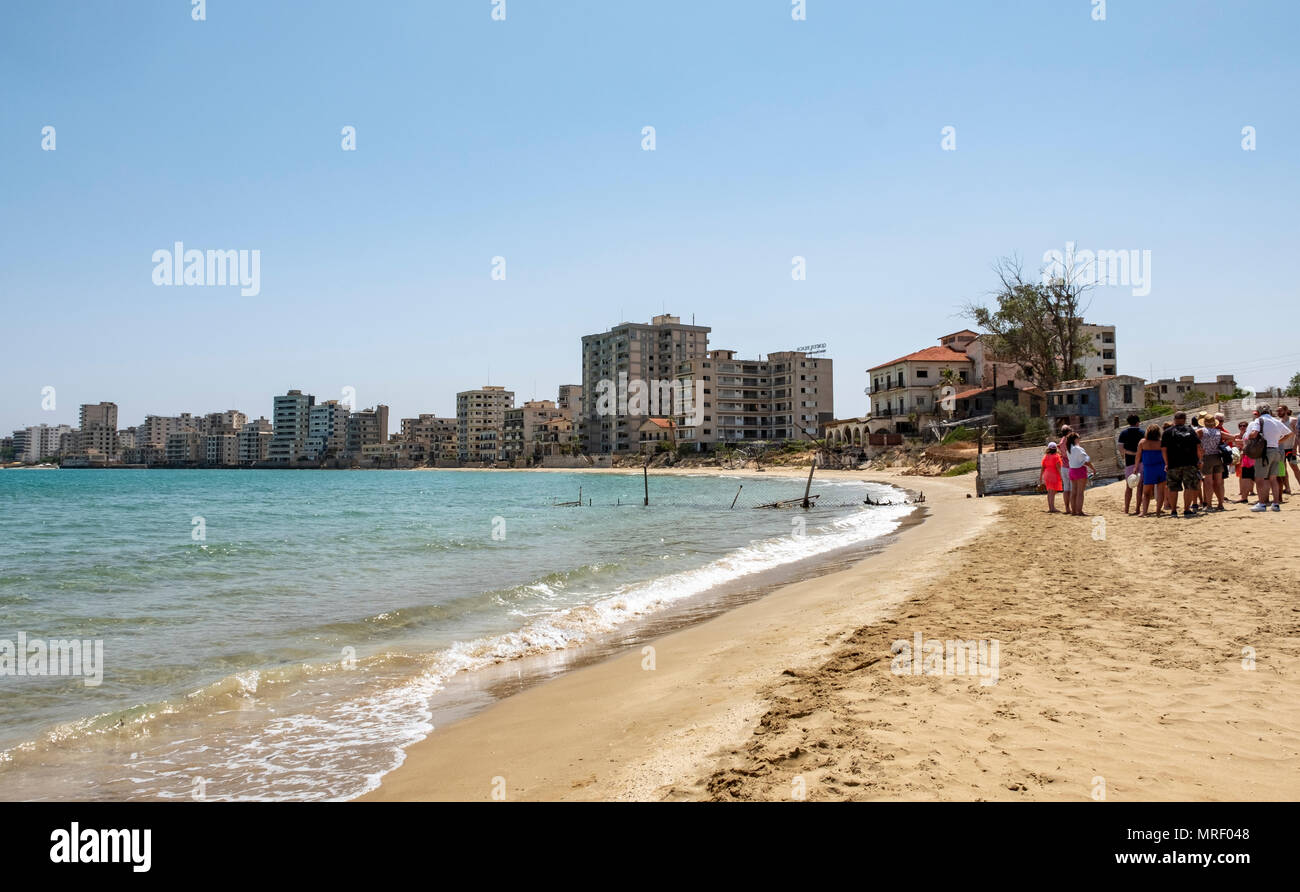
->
[1245, 404, 1293, 512]
[1198, 414, 1227, 510]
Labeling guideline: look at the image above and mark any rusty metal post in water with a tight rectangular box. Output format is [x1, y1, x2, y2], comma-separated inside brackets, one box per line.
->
[802, 457, 816, 509]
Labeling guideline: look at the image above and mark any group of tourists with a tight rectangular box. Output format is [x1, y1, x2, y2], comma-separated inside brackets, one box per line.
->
[1039, 405, 1299, 517]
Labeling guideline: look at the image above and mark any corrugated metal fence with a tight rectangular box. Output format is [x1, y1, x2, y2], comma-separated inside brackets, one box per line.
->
[977, 398, 1268, 495]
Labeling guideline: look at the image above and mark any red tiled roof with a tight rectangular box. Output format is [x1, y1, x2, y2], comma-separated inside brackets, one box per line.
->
[951, 387, 990, 401]
[868, 346, 973, 371]
[643, 417, 675, 429]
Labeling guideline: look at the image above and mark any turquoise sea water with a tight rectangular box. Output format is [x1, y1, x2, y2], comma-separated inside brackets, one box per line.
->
[0, 468, 911, 800]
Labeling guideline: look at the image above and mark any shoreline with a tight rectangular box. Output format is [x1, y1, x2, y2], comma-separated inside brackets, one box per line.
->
[0, 464, 918, 800]
[363, 472, 1300, 801]
[362, 469, 988, 801]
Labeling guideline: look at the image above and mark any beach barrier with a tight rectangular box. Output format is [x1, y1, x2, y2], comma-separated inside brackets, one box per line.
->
[975, 398, 1259, 495]
[976, 433, 1123, 495]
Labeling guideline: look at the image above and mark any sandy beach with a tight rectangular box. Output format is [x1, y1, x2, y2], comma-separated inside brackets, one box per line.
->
[363, 468, 1300, 802]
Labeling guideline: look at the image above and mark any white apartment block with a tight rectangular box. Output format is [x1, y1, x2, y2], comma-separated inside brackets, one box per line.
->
[13, 424, 73, 462]
[78, 401, 119, 458]
[556, 384, 582, 421]
[270, 390, 315, 462]
[345, 405, 389, 458]
[1079, 323, 1117, 377]
[166, 430, 202, 463]
[674, 350, 833, 449]
[306, 400, 350, 460]
[239, 417, 274, 464]
[580, 314, 710, 454]
[770, 350, 834, 440]
[399, 414, 457, 462]
[138, 415, 184, 447]
[457, 386, 513, 462]
[203, 411, 247, 434]
[204, 432, 240, 466]
[503, 400, 566, 462]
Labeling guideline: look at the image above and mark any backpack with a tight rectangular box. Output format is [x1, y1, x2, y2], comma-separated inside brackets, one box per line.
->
[1245, 427, 1267, 460]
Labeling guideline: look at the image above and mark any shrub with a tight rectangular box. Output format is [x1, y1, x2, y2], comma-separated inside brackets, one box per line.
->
[1139, 402, 1175, 422]
[992, 401, 1030, 445]
[943, 460, 977, 476]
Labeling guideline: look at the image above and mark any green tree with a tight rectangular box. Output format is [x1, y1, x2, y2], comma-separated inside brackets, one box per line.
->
[992, 400, 1029, 445]
[1181, 389, 1209, 408]
[964, 254, 1097, 390]
[1286, 372, 1300, 398]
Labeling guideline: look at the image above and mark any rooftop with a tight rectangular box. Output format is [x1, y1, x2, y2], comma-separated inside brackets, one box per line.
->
[868, 346, 972, 371]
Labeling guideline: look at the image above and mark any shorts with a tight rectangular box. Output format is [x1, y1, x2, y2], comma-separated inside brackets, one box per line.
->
[1262, 447, 1284, 477]
[1242, 464, 1255, 480]
[1124, 463, 1136, 478]
[1202, 453, 1224, 476]
[1287, 449, 1297, 463]
[1068, 466, 1088, 481]
[1166, 465, 1202, 492]
[1142, 468, 1167, 486]
[1061, 474, 1072, 492]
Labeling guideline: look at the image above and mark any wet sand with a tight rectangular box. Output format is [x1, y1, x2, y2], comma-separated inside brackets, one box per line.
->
[363, 468, 987, 800]
[366, 470, 1300, 801]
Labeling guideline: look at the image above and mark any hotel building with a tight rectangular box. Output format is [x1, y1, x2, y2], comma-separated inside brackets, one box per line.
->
[306, 400, 350, 461]
[674, 349, 834, 449]
[78, 401, 119, 459]
[269, 390, 315, 462]
[457, 386, 514, 462]
[345, 405, 390, 458]
[238, 417, 274, 464]
[580, 314, 710, 454]
[502, 400, 566, 463]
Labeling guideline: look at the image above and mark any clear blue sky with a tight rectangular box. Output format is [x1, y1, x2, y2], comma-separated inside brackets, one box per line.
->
[3, 0, 1298, 434]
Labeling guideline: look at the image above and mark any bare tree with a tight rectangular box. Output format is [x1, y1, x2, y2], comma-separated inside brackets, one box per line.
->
[962, 252, 1097, 391]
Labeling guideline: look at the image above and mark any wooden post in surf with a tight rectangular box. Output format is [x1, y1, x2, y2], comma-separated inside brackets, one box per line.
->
[643, 459, 650, 506]
[578, 485, 582, 506]
[731, 484, 743, 509]
[802, 457, 816, 509]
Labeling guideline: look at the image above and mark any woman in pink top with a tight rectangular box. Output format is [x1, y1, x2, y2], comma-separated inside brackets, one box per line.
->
[1064, 432, 1098, 516]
